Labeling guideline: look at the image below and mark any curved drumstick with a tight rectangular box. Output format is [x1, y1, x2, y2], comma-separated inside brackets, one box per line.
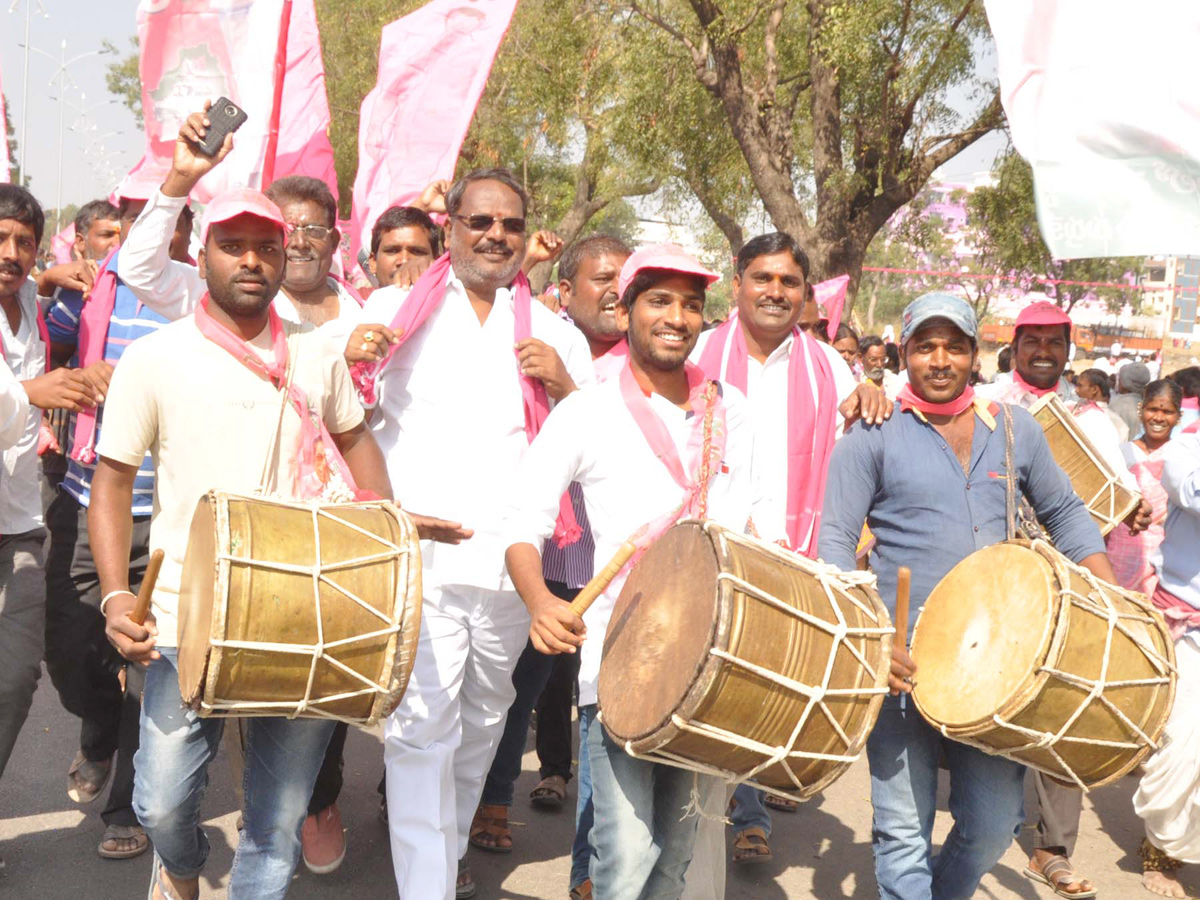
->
[131, 549, 166, 627]
[569, 540, 637, 618]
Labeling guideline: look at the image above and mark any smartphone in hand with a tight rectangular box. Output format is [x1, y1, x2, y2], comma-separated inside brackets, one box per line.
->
[196, 98, 248, 157]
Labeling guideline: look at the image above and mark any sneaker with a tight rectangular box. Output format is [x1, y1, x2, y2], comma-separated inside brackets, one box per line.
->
[301, 803, 346, 875]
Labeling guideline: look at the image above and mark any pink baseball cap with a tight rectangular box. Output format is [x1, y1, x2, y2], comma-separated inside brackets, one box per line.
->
[1015, 300, 1072, 330]
[200, 189, 288, 245]
[617, 243, 719, 301]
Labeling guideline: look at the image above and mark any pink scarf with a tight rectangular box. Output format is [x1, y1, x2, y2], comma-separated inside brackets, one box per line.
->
[1151, 583, 1200, 641]
[592, 338, 628, 383]
[619, 360, 726, 562]
[68, 247, 120, 463]
[696, 314, 836, 556]
[1107, 447, 1168, 595]
[897, 383, 977, 417]
[1013, 371, 1058, 398]
[349, 252, 580, 546]
[194, 296, 367, 501]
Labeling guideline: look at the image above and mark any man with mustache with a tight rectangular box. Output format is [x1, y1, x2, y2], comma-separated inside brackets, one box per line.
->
[819, 292, 1115, 900]
[504, 244, 783, 899]
[368, 204, 440, 290]
[40, 181, 195, 864]
[977, 300, 1150, 900]
[353, 168, 592, 900]
[90, 189, 394, 900]
[0, 184, 105, 869]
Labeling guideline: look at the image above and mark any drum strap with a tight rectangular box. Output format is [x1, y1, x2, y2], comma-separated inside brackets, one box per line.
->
[1001, 402, 1050, 542]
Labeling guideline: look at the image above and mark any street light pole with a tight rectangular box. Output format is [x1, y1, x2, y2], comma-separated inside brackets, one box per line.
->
[54, 38, 65, 234]
[9, 0, 47, 186]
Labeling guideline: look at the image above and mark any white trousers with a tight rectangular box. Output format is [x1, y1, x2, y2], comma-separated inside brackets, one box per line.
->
[384, 582, 530, 900]
[681, 782, 730, 900]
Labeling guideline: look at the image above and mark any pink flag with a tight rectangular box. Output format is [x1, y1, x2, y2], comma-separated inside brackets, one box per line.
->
[814, 274, 850, 340]
[349, 0, 519, 265]
[0, 74, 10, 185]
[52, 224, 75, 264]
[131, 0, 290, 204]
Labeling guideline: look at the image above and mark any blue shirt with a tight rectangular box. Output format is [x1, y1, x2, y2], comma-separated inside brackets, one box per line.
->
[818, 401, 1105, 637]
[45, 250, 168, 513]
[1152, 433, 1200, 611]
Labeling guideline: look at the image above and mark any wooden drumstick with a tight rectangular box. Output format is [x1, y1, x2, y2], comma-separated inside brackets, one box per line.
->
[569, 540, 637, 618]
[130, 549, 166, 627]
[894, 565, 911, 651]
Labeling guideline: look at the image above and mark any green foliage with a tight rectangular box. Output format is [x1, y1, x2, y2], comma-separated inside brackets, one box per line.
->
[103, 38, 142, 127]
[3, 95, 23, 187]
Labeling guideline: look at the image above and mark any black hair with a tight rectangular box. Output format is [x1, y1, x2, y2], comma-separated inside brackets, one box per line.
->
[74, 199, 120, 237]
[370, 205, 440, 256]
[559, 234, 632, 286]
[619, 268, 707, 309]
[1142, 378, 1182, 411]
[997, 344, 1012, 374]
[885, 343, 901, 373]
[445, 167, 528, 219]
[858, 334, 884, 356]
[0, 183, 45, 245]
[735, 232, 810, 280]
[1169, 366, 1200, 400]
[264, 175, 337, 228]
[1078, 368, 1111, 402]
[833, 323, 858, 345]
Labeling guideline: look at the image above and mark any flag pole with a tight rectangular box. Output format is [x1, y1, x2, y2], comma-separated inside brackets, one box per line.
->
[260, 0, 294, 188]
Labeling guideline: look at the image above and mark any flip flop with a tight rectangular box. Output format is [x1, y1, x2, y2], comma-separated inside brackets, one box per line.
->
[98, 823, 150, 860]
[67, 750, 114, 805]
[1024, 855, 1099, 899]
[456, 859, 477, 899]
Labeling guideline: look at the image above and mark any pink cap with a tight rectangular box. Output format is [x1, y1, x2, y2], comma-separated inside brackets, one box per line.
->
[617, 243, 719, 301]
[109, 161, 173, 205]
[1015, 300, 1072, 330]
[200, 189, 288, 245]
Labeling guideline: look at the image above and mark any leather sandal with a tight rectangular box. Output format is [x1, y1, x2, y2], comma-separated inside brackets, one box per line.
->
[569, 878, 593, 900]
[67, 750, 114, 805]
[1024, 853, 1098, 898]
[98, 824, 149, 860]
[763, 794, 798, 812]
[530, 774, 567, 810]
[732, 826, 772, 865]
[468, 803, 512, 853]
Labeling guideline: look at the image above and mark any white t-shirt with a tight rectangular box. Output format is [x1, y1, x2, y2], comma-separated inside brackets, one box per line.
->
[0, 279, 47, 533]
[361, 270, 593, 591]
[97, 316, 365, 646]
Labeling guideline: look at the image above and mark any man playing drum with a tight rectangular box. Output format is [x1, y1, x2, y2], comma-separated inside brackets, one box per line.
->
[819, 293, 1116, 900]
[88, 191, 395, 900]
[978, 299, 1150, 898]
[503, 244, 783, 900]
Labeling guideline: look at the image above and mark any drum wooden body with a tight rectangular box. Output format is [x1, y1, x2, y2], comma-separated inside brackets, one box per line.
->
[178, 492, 422, 725]
[910, 540, 1175, 789]
[1030, 393, 1140, 536]
[597, 521, 893, 800]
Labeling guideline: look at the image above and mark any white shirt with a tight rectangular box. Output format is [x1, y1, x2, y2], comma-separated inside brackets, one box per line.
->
[691, 328, 857, 551]
[0, 279, 47, 533]
[361, 270, 593, 591]
[502, 377, 782, 706]
[273, 278, 363, 347]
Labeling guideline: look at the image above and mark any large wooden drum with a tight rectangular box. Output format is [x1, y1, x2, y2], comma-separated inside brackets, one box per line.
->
[910, 539, 1175, 789]
[178, 491, 422, 725]
[597, 520, 893, 800]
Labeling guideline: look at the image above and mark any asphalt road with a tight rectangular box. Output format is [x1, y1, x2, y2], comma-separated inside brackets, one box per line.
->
[1, 675, 1194, 899]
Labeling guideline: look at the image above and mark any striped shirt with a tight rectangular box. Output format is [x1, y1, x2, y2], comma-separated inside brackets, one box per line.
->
[45, 250, 166, 514]
[540, 481, 595, 589]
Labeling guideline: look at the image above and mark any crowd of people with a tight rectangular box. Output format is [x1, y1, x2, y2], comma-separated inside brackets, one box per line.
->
[0, 102, 1198, 900]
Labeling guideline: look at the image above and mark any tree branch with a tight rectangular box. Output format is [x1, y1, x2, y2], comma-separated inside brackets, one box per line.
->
[920, 87, 1003, 173]
[898, 0, 975, 129]
[628, 0, 717, 91]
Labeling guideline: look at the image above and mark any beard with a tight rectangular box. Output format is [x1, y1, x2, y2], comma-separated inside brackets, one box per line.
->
[865, 365, 885, 380]
[452, 240, 524, 292]
[208, 275, 277, 318]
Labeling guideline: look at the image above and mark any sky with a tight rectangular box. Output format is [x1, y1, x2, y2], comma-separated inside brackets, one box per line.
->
[2, 1, 143, 209]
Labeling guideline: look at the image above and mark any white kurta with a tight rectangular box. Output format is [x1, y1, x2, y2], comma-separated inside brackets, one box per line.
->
[0, 279, 47, 533]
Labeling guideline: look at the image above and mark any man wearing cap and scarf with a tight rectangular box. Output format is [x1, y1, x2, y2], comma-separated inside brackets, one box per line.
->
[503, 244, 783, 900]
[977, 300, 1150, 899]
[87, 187, 399, 900]
[39, 182, 195, 864]
[819, 292, 1114, 900]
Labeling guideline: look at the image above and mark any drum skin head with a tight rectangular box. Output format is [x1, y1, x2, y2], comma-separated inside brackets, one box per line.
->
[910, 543, 1056, 729]
[178, 494, 218, 706]
[599, 522, 721, 741]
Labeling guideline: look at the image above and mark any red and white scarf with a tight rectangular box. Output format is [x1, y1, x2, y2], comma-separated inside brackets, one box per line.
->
[195, 296, 367, 501]
[349, 252, 580, 546]
[696, 313, 837, 556]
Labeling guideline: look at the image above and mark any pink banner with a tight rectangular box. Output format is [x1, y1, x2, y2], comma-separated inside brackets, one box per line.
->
[131, 0, 289, 204]
[348, 0, 519, 264]
[814, 274, 849, 340]
[52, 223, 75, 264]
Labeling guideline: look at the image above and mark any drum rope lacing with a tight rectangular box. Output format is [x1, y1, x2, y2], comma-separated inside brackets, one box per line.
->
[204, 504, 414, 724]
[617, 525, 893, 804]
[934, 538, 1175, 792]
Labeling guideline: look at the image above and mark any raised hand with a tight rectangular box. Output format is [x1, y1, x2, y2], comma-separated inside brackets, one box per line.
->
[413, 179, 451, 215]
[523, 230, 564, 272]
[163, 101, 235, 198]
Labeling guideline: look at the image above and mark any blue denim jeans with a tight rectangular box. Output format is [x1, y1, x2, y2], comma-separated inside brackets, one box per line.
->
[585, 705, 711, 899]
[729, 784, 772, 836]
[133, 650, 335, 900]
[867, 694, 1026, 900]
[572, 704, 597, 889]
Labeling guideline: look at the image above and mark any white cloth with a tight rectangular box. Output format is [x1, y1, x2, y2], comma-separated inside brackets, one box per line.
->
[1151, 433, 1200, 608]
[503, 377, 782, 708]
[690, 329, 857, 552]
[96, 317, 364, 646]
[0, 279, 47, 533]
[384, 582, 530, 900]
[680, 783, 732, 900]
[1134, 633, 1200, 863]
[361, 274, 593, 592]
[273, 277, 363, 347]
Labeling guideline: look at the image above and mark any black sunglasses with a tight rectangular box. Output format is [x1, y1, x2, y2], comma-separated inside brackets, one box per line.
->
[453, 214, 527, 235]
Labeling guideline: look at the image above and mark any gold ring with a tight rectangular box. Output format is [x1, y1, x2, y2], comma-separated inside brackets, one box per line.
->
[363, 330, 375, 342]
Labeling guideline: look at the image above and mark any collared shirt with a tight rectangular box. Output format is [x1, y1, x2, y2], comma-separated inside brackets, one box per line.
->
[0, 278, 47, 533]
[44, 250, 167, 513]
[360, 270, 594, 591]
[691, 328, 858, 551]
[818, 402, 1104, 637]
[1152, 433, 1200, 610]
[503, 377, 783, 706]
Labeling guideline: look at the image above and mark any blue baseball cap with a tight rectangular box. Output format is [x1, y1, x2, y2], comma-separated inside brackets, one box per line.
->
[900, 292, 978, 346]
